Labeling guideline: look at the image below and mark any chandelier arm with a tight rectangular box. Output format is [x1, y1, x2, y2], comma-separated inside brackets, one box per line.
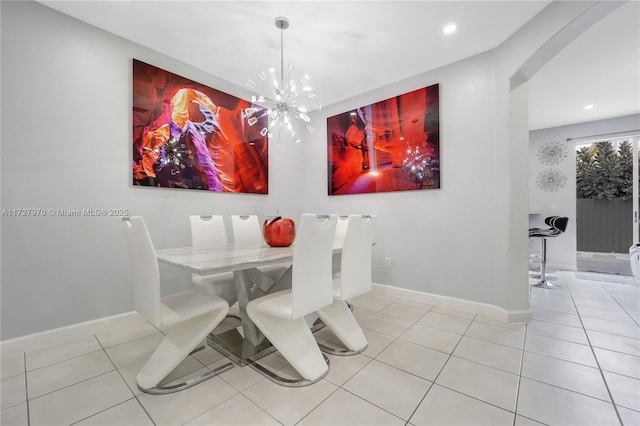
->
[288, 109, 302, 119]
[280, 24, 284, 90]
[256, 99, 278, 106]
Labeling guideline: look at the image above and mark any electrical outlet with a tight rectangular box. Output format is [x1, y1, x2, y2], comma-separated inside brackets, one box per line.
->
[385, 257, 392, 267]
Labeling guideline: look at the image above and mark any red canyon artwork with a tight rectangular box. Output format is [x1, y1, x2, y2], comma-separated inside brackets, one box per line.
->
[327, 85, 440, 195]
[132, 59, 268, 193]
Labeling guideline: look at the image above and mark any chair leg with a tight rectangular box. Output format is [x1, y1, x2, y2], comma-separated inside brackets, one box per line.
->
[315, 300, 368, 355]
[244, 268, 277, 294]
[136, 310, 233, 394]
[247, 305, 329, 382]
[249, 353, 330, 387]
[533, 238, 553, 289]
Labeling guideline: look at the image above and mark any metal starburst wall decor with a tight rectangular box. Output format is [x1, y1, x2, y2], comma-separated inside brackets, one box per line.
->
[537, 141, 568, 166]
[536, 168, 567, 192]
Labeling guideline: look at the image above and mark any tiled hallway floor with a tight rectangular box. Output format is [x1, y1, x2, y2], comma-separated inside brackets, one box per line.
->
[2, 271, 639, 425]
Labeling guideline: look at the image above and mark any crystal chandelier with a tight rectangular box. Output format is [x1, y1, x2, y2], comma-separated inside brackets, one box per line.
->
[245, 17, 321, 144]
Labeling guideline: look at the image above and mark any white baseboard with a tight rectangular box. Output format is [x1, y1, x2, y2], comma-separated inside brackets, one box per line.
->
[371, 283, 532, 323]
[0, 311, 142, 354]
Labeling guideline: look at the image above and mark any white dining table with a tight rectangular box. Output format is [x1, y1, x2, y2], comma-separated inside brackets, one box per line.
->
[155, 242, 343, 365]
[156, 243, 295, 277]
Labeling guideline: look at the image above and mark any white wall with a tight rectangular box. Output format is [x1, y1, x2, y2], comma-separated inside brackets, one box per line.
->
[1, 0, 601, 340]
[529, 114, 640, 270]
[305, 51, 513, 307]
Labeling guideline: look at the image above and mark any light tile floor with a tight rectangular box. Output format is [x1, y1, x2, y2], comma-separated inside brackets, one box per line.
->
[1, 270, 639, 425]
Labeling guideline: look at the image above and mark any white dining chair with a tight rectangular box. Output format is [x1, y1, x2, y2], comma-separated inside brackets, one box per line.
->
[122, 216, 233, 394]
[332, 215, 349, 278]
[231, 214, 290, 293]
[316, 214, 377, 355]
[246, 214, 338, 385]
[189, 215, 237, 306]
[231, 214, 263, 244]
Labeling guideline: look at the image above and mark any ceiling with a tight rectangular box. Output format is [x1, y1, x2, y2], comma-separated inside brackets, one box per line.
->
[39, 1, 640, 131]
[528, 0, 639, 130]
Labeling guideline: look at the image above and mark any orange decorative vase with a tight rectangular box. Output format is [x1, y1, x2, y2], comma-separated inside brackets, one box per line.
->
[263, 216, 296, 247]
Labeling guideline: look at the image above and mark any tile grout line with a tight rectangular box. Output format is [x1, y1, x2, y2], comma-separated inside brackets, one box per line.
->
[404, 312, 481, 424]
[334, 385, 408, 425]
[598, 276, 640, 328]
[363, 298, 436, 425]
[327, 299, 450, 424]
[95, 333, 157, 426]
[23, 351, 30, 426]
[21, 348, 106, 376]
[512, 318, 528, 426]
[326, 301, 525, 425]
[67, 397, 142, 426]
[562, 270, 624, 426]
[405, 302, 538, 420]
[297, 298, 407, 425]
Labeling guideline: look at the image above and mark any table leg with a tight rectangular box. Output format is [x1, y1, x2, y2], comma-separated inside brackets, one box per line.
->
[233, 269, 264, 345]
[244, 268, 277, 295]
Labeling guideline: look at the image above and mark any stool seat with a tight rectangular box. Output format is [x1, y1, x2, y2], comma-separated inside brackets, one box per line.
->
[528, 216, 559, 235]
[529, 216, 568, 288]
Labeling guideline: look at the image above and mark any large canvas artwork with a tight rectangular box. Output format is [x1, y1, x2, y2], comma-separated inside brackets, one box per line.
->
[327, 85, 440, 195]
[132, 59, 269, 193]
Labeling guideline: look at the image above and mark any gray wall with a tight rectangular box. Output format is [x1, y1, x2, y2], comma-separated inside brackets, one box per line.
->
[1, 0, 602, 339]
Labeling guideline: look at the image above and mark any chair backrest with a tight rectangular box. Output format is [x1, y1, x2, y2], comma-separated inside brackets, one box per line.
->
[544, 216, 559, 227]
[122, 217, 162, 327]
[331, 215, 349, 274]
[550, 216, 569, 233]
[334, 216, 349, 242]
[189, 215, 228, 248]
[291, 214, 338, 319]
[231, 215, 262, 244]
[339, 215, 377, 300]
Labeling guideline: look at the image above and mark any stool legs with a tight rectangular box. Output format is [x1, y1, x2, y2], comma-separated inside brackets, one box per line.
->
[533, 237, 552, 288]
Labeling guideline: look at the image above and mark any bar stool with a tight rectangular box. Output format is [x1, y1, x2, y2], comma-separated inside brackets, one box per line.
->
[528, 216, 568, 288]
[528, 216, 558, 274]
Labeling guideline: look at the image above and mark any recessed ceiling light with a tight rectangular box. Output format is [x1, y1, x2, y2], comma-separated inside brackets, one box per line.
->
[443, 24, 457, 35]
[584, 104, 594, 110]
